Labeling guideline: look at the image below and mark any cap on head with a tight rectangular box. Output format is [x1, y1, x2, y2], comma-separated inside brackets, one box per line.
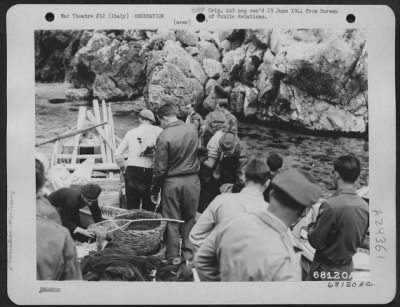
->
[139, 109, 156, 123]
[219, 131, 237, 154]
[271, 169, 321, 207]
[81, 183, 102, 200]
[245, 158, 270, 182]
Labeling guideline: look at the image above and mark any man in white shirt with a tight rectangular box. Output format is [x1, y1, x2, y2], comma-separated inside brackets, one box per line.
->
[115, 109, 162, 211]
[190, 158, 271, 253]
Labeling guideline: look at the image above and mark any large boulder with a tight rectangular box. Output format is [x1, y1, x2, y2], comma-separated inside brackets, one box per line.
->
[203, 59, 222, 79]
[93, 75, 125, 101]
[145, 63, 204, 116]
[257, 29, 368, 133]
[195, 40, 220, 64]
[68, 32, 147, 99]
[175, 30, 198, 46]
[268, 82, 366, 133]
[147, 40, 207, 85]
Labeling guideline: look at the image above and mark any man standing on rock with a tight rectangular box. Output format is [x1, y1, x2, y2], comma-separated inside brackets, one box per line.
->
[307, 155, 369, 281]
[115, 109, 162, 211]
[151, 103, 201, 264]
[184, 103, 203, 134]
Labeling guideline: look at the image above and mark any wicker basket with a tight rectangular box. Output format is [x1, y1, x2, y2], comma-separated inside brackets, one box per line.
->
[114, 210, 167, 256]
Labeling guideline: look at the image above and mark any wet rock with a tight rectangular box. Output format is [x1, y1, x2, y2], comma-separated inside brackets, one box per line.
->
[93, 75, 125, 101]
[65, 88, 91, 100]
[203, 59, 222, 79]
[175, 30, 198, 46]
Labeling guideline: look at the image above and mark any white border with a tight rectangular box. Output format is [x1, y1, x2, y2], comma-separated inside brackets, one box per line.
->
[7, 4, 396, 305]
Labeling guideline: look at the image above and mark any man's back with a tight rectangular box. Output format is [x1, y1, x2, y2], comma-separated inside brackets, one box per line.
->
[195, 210, 301, 281]
[308, 187, 369, 263]
[157, 120, 200, 177]
[190, 188, 269, 251]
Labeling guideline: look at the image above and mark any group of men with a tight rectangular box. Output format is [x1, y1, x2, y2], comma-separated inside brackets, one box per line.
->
[36, 98, 369, 282]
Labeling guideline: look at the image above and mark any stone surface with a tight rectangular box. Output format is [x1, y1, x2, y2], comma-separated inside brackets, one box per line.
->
[35, 29, 368, 134]
[195, 40, 221, 64]
[92, 75, 125, 101]
[65, 88, 91, 100]
[175, 30, 198, 46]
[203, 59, 222, 79]
[145, 62, 204, 116]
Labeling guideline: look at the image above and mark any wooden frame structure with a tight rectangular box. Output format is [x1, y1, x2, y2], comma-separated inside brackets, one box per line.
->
[51, 99, 120, 179]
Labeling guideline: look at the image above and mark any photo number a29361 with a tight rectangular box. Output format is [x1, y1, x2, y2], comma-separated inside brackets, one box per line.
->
[372, 210, 386, 259]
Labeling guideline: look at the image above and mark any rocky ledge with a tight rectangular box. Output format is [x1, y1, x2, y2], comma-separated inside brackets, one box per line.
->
[35, 29, 368, 134]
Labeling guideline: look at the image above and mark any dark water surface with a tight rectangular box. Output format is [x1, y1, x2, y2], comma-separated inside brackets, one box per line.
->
[35, 83, 369, 197]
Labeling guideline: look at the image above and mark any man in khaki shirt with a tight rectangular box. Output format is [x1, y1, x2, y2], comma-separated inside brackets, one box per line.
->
[190, 158, 270, 253]
[194, 169, 321, 281]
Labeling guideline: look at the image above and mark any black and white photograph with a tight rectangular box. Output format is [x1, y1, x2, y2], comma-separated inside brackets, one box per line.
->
[7, 4, 396, 305]
[34, 27, 370, 282]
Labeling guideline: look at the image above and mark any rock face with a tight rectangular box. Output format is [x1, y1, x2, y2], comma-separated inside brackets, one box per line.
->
[145, 41, 205, 116]
[35, 29, 368, 133]
[35, 30, 83, 82]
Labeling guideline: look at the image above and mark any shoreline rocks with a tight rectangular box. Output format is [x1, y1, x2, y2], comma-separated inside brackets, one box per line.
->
[35, 29, 368, 134]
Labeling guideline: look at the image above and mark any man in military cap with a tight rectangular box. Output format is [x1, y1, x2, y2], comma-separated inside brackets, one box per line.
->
[115, 109, 163, 211]
[194, 169, 321, 281]
[48, 183, 103, 241]
[190, 158, 270, 253]
[198, 130, 248, 213]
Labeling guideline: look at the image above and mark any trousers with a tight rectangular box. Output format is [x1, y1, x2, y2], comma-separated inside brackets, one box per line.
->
[125, 166, 155, 211]
[161, 174, 200, 261]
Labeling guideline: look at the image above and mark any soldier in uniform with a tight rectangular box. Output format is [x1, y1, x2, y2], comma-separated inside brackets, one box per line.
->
[194, 169, 321, 281]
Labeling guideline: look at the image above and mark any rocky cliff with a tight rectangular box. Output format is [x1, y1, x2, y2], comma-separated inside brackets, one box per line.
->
[35, 29, 368, 133]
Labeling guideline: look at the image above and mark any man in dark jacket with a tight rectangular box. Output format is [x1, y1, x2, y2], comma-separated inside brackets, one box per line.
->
[48, 183, 103, 242]
[307, 155, 369, 281]
[151, 103, 201, 263]
[264, 153, 283, 202]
